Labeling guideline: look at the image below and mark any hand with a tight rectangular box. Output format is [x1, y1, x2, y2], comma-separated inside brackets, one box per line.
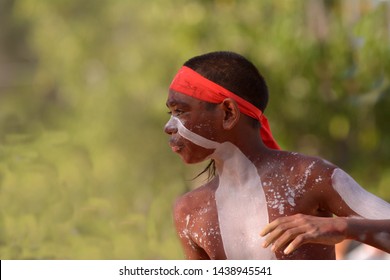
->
[260, 214, 348, 254]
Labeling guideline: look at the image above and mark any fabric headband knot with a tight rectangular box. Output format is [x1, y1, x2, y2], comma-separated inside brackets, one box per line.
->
[169, 66, 280, 150]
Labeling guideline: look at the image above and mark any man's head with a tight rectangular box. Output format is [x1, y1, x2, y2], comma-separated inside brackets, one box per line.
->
[183, 51, 269, 113]
[165, 51, 279, 165]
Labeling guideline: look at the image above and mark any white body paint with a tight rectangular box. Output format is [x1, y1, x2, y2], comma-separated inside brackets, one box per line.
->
[332, 168, 390, 249]
[331, 168, 390, 219]
[167, 116, 275, 259]
[168, 116, 390, 258]
[214, 142, 274, 259]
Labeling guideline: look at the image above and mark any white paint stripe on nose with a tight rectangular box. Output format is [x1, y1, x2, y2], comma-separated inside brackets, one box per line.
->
[170, 116, 219, 150]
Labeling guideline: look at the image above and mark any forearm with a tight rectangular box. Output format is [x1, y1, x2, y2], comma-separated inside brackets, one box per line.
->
[345, 218, 390, 253]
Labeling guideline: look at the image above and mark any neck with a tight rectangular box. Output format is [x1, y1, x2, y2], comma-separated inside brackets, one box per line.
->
[214, 122, 270, 166]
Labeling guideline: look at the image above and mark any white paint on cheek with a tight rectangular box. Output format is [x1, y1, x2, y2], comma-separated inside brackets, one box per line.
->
[171, 116, 275, 259]
[167, 116, 219, 150]
[331, 168, 390, 219]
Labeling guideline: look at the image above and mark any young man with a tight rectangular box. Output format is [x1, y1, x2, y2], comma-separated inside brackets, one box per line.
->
[164, 51, 390, 260]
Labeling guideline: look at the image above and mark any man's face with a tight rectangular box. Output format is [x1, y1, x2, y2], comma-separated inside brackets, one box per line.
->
[164, 90, 221, 164]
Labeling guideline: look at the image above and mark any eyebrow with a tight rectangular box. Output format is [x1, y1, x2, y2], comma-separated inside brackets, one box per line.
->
[166, 100, 190, 108]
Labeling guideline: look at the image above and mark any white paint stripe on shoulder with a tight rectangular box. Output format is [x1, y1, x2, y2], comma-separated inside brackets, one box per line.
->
[331, 168, 390, 219]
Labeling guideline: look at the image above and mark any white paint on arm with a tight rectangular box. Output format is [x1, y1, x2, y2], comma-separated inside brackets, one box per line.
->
[331, 168, 390, 219]
[332, 168, 390, 250]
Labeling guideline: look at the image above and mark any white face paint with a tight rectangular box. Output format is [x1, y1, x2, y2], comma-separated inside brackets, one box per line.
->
[168, 116, 275, 259]
[331, 168, 390, 219]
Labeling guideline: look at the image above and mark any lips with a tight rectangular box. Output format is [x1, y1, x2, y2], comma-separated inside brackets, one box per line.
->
[169, 139, 183, 153]
[171, 145, 181, 152]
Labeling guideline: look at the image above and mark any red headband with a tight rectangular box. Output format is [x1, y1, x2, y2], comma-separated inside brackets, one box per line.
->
[170, 66, 280, 150]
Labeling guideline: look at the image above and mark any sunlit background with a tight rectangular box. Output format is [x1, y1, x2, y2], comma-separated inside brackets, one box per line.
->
[0, 0, 389, 259]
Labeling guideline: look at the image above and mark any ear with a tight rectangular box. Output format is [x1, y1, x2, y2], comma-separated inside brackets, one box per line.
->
[220, 98, 240, 130]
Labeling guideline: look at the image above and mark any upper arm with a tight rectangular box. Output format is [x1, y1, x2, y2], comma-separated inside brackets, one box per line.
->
[173, 196, 210, 260]
[312, 162, 390, 218]
[304, 160, 358, 217]
[329, 168, 390, 219]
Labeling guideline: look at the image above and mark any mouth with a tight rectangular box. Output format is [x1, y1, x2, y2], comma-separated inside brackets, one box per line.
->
[169, 140, 183, 153]
[171, 145, 181, 152]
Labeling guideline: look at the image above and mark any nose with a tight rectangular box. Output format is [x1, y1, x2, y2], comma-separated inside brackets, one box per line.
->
[164, 117, 178, 135]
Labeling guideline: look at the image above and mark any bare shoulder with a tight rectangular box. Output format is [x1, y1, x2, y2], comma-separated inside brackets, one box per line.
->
[173, 178, 218, 223]
[261, 150, 340, 217]
[262, 150, 337, 180]
[284, 150, 335, 167]
[172, 178, 223, 259]
[286, 151, 339, 192]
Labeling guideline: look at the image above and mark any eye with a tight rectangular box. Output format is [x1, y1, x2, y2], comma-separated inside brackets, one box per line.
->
[168, 109, 184, 117]
[174, 109, 183, 115]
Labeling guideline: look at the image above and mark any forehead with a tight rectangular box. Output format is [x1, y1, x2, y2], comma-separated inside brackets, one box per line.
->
[166, 90, 203, 107]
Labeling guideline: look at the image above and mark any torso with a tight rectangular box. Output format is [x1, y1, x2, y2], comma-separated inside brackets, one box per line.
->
[176, 151, 337, 259]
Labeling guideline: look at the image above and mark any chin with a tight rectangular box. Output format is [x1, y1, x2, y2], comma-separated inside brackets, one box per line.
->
[178, 145, 215, 164]
[180, 156, 205, 165]
[179, 153, 210, 165]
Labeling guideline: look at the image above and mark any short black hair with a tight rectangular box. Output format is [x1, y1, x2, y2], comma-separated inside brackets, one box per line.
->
[183, 51, 269, 113]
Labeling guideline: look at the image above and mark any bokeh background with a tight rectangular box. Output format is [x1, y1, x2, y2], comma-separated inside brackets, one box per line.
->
[0, 0, 389, 259]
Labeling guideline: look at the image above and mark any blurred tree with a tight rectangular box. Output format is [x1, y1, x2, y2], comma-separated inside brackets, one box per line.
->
[0, 0, 389, 259]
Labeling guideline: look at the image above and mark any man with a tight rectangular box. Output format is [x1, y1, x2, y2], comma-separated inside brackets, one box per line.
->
[164, 51, 390, 260]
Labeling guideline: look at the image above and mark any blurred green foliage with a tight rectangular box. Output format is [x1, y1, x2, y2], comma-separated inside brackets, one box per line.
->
[0, 0, 389, 259]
